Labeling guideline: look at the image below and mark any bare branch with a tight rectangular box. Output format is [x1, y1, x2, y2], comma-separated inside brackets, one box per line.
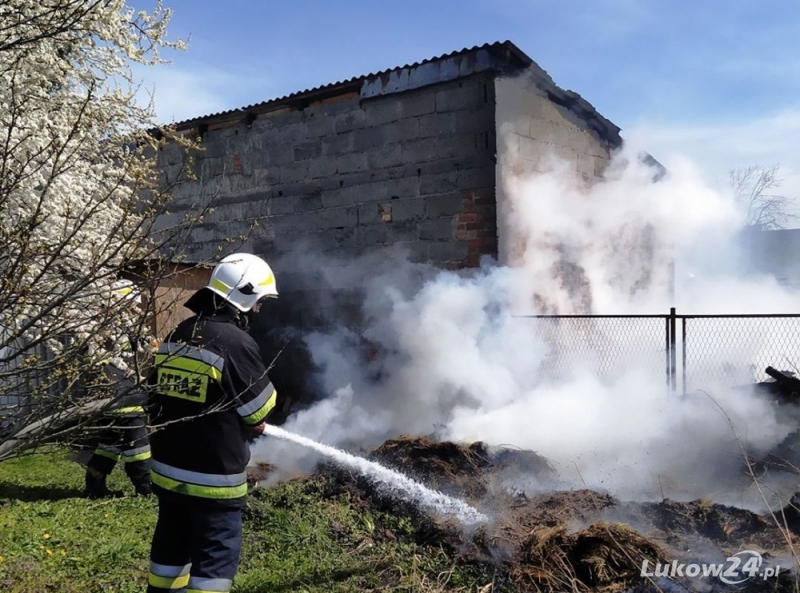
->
[0, 1, 213, 458]
[731, 164, 798, 231]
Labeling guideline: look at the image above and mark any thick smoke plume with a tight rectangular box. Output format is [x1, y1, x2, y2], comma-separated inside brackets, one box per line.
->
[252, 143, 800, 511]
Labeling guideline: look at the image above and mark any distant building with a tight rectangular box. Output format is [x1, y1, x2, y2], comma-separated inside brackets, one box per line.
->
[738, 227, 800, 289]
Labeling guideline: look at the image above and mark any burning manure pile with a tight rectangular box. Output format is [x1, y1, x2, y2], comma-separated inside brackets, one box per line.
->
[315, 436, 800, 593]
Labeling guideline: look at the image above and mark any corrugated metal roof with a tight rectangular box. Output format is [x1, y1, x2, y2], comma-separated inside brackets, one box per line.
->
[169, 40, 531, 130]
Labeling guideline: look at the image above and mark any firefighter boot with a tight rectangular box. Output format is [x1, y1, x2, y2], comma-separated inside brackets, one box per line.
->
[134, 478, 152, 496]
[84, 470, 123, 499]
[124, 460, 152, 496]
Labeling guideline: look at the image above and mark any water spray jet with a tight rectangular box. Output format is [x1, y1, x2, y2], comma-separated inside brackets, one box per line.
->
[258, 424, 488, 527]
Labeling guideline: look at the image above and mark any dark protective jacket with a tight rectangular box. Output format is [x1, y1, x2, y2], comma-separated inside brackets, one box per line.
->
[77, 358, 152, 489]
[72, 359, 148, 436]
[76, 355, 147, 413]
[86, 361, 152, 486]
[101, 362, 149, 415]
[146, 289, 277, 507]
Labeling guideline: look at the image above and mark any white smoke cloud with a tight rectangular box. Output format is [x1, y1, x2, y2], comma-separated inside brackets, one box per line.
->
[252, 141, 800, 511]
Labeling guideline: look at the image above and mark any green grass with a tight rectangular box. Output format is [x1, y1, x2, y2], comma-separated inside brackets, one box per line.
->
[0, 449, 490, 593]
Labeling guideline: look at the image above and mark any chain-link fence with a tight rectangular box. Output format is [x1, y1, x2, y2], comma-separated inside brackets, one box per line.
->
[681, 315, 800, 393]
[519, 311, 800, 394]
[519, 315, 670, 387]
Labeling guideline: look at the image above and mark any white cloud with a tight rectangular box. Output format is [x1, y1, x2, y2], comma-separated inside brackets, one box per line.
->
[626, 110, 800, 222]
[130, 62, 271, 125]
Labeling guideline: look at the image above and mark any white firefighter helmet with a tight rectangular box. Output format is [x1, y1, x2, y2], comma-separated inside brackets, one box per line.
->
[111, 279, 141, 305]
[106, 279, 142, 356]
[206, 252, 278, 312]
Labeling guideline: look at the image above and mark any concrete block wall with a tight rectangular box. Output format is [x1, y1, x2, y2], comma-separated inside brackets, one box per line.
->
[489, 65, 626, 316]
[153, 73, 502, 413]
[494, 64, 620, 187]
[492, 65, 622, 269]
[499, 93, 615, 186]
[157, 74, 498, 274]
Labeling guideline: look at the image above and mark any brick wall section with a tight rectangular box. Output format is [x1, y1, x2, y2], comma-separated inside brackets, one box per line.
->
[156, 74, 498, 273]
[454, 189, 497, 268]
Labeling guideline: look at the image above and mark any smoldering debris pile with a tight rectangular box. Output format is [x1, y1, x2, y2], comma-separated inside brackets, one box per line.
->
[366, 436, 557, 498]
[297, 436, 800, 593]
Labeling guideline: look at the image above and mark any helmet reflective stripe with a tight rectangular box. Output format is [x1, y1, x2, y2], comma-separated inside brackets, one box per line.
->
[210, 278, 230, 294]
[206, 252, 278, 312]
[112, 279, 141, 305]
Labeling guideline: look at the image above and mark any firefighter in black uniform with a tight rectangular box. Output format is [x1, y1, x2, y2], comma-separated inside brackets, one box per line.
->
[145, 252, 279, 593]
[84, 361, 153, 497]
[82, 280, 152, 498]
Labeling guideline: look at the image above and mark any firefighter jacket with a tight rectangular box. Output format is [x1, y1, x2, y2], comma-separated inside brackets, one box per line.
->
[77, 357, 147, 414]
[82, 361, 152, 467]
[101, 362, 148, 416]
[146, 294, 277, 507]
[87, 362, 150, 480]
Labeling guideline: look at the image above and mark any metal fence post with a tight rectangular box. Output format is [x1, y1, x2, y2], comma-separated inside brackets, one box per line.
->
[665, 315, 671, 392]
[681, 316, 687, 396]
[669, 307, 677, 394]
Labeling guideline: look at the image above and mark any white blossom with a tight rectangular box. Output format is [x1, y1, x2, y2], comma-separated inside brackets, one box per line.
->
[0, 1, 193, 443]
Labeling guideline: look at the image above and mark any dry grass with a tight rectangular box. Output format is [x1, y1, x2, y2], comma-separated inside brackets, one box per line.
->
[507, 522, 667, 593]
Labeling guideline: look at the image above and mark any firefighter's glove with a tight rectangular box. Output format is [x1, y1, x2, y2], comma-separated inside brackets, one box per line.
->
[244, 420, 267, 442]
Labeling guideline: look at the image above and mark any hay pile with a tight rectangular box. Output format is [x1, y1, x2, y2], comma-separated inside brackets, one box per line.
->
[368, 435, 556, 497]
[312, 436, 800, 593]
[368, 438, 491, 498]
[511, 522, 667, 593]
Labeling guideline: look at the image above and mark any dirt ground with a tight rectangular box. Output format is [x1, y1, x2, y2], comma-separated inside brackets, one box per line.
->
[273, 436, 800, 593]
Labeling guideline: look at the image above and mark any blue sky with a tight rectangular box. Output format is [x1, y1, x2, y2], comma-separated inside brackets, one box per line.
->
[134, 0, 800, 211]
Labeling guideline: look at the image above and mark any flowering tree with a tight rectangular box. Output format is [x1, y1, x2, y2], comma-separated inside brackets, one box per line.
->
[0, 0, 202, 459]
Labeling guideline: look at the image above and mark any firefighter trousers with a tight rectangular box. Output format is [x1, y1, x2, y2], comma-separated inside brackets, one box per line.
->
[86, 413, 151, 490]
[147, 493, 243, 593]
